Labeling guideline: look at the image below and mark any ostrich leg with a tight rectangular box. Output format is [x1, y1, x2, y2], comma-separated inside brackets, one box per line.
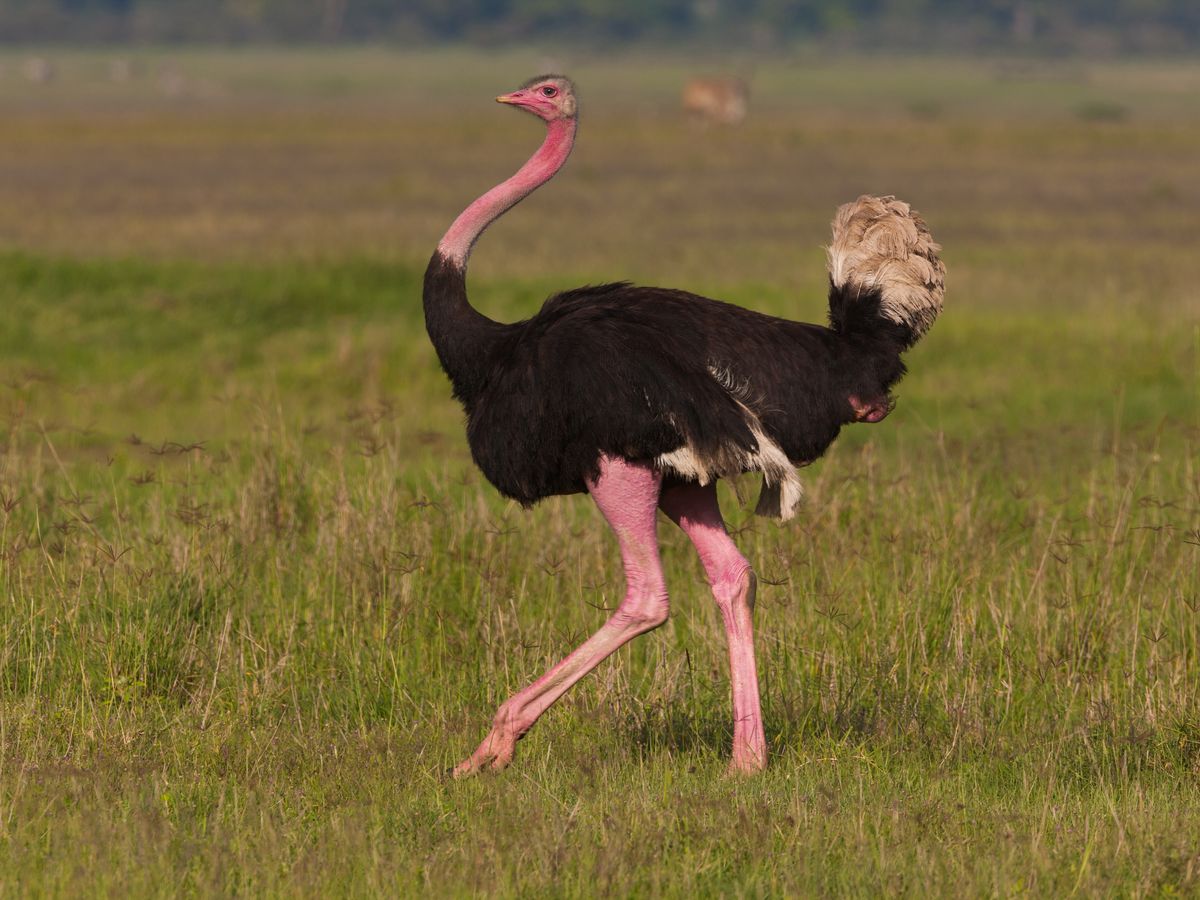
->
[454, 455, 668, 776]
[660, 481, 766, 773]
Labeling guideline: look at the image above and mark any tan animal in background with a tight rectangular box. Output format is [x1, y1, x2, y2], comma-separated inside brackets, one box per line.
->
[23, 57, 55, 84]
[682, 76, 749, 125]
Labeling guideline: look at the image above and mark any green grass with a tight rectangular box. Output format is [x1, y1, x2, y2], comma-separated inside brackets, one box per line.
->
[1, 49, 1199, 896]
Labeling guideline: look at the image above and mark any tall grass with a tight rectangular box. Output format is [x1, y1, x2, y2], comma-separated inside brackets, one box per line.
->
[1, 247, 1196, 895]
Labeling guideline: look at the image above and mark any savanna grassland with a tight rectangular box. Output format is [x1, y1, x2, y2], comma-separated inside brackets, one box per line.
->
[0, 48, 1198, 896]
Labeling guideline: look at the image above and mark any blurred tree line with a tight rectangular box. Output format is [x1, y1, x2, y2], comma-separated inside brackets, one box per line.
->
[1, 0, 1198, 51]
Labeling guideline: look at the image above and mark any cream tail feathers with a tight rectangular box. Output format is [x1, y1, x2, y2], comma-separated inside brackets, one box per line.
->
[826, 195, 946, 342]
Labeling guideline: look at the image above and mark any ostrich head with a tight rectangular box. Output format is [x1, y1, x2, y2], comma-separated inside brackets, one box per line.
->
[497, 75, 577, 121]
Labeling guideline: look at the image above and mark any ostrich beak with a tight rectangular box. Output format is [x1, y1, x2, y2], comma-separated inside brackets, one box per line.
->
[496, 91, 523, 105]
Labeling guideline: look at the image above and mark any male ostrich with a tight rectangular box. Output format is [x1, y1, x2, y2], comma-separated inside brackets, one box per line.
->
[426, 76, 944, 775]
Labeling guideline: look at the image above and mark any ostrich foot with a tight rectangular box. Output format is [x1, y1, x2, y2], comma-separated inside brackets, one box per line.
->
[452, 727, 519, 777]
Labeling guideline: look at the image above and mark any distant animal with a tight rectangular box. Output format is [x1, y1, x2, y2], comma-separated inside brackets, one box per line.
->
[682, 76, 749, 124]
[110, 58, 135, 83]
[425, 76, 945, 776]
[23, 57, 54, 85]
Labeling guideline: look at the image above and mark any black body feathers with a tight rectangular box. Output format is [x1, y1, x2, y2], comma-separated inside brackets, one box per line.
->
[424, 251, 910, 514]
[423, 195, 943, 517]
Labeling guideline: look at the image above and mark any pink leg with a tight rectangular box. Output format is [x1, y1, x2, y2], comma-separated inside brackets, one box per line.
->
[454, 455, 668, 776]
[660, 480, 766, 774]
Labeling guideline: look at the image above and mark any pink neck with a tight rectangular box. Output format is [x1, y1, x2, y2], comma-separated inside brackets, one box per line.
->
[437, 117, 577, 268]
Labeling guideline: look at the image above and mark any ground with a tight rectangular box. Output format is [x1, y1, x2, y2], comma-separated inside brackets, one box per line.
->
[0, 48, 1197, 895]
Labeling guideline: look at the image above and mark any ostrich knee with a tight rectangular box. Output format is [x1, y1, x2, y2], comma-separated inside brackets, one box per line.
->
[711, 562, 755, 613]
[612, 580, 670, 634]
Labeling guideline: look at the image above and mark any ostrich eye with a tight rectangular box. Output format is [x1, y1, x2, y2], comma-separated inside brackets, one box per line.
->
[541, 86, 557, 98]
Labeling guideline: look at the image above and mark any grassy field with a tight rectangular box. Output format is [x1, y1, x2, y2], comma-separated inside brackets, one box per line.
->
[0, 48, 1198, 896]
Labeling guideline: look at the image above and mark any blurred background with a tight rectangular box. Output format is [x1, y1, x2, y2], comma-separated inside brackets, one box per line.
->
[2, 1, 1199, 290]
[2, 0, 1200, 51]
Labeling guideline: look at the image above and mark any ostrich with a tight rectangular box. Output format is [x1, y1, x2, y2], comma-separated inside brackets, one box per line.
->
[426, 76, 944, 776]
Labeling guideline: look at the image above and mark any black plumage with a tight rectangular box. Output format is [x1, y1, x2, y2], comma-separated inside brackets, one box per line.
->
[424, 250, 915, 514]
